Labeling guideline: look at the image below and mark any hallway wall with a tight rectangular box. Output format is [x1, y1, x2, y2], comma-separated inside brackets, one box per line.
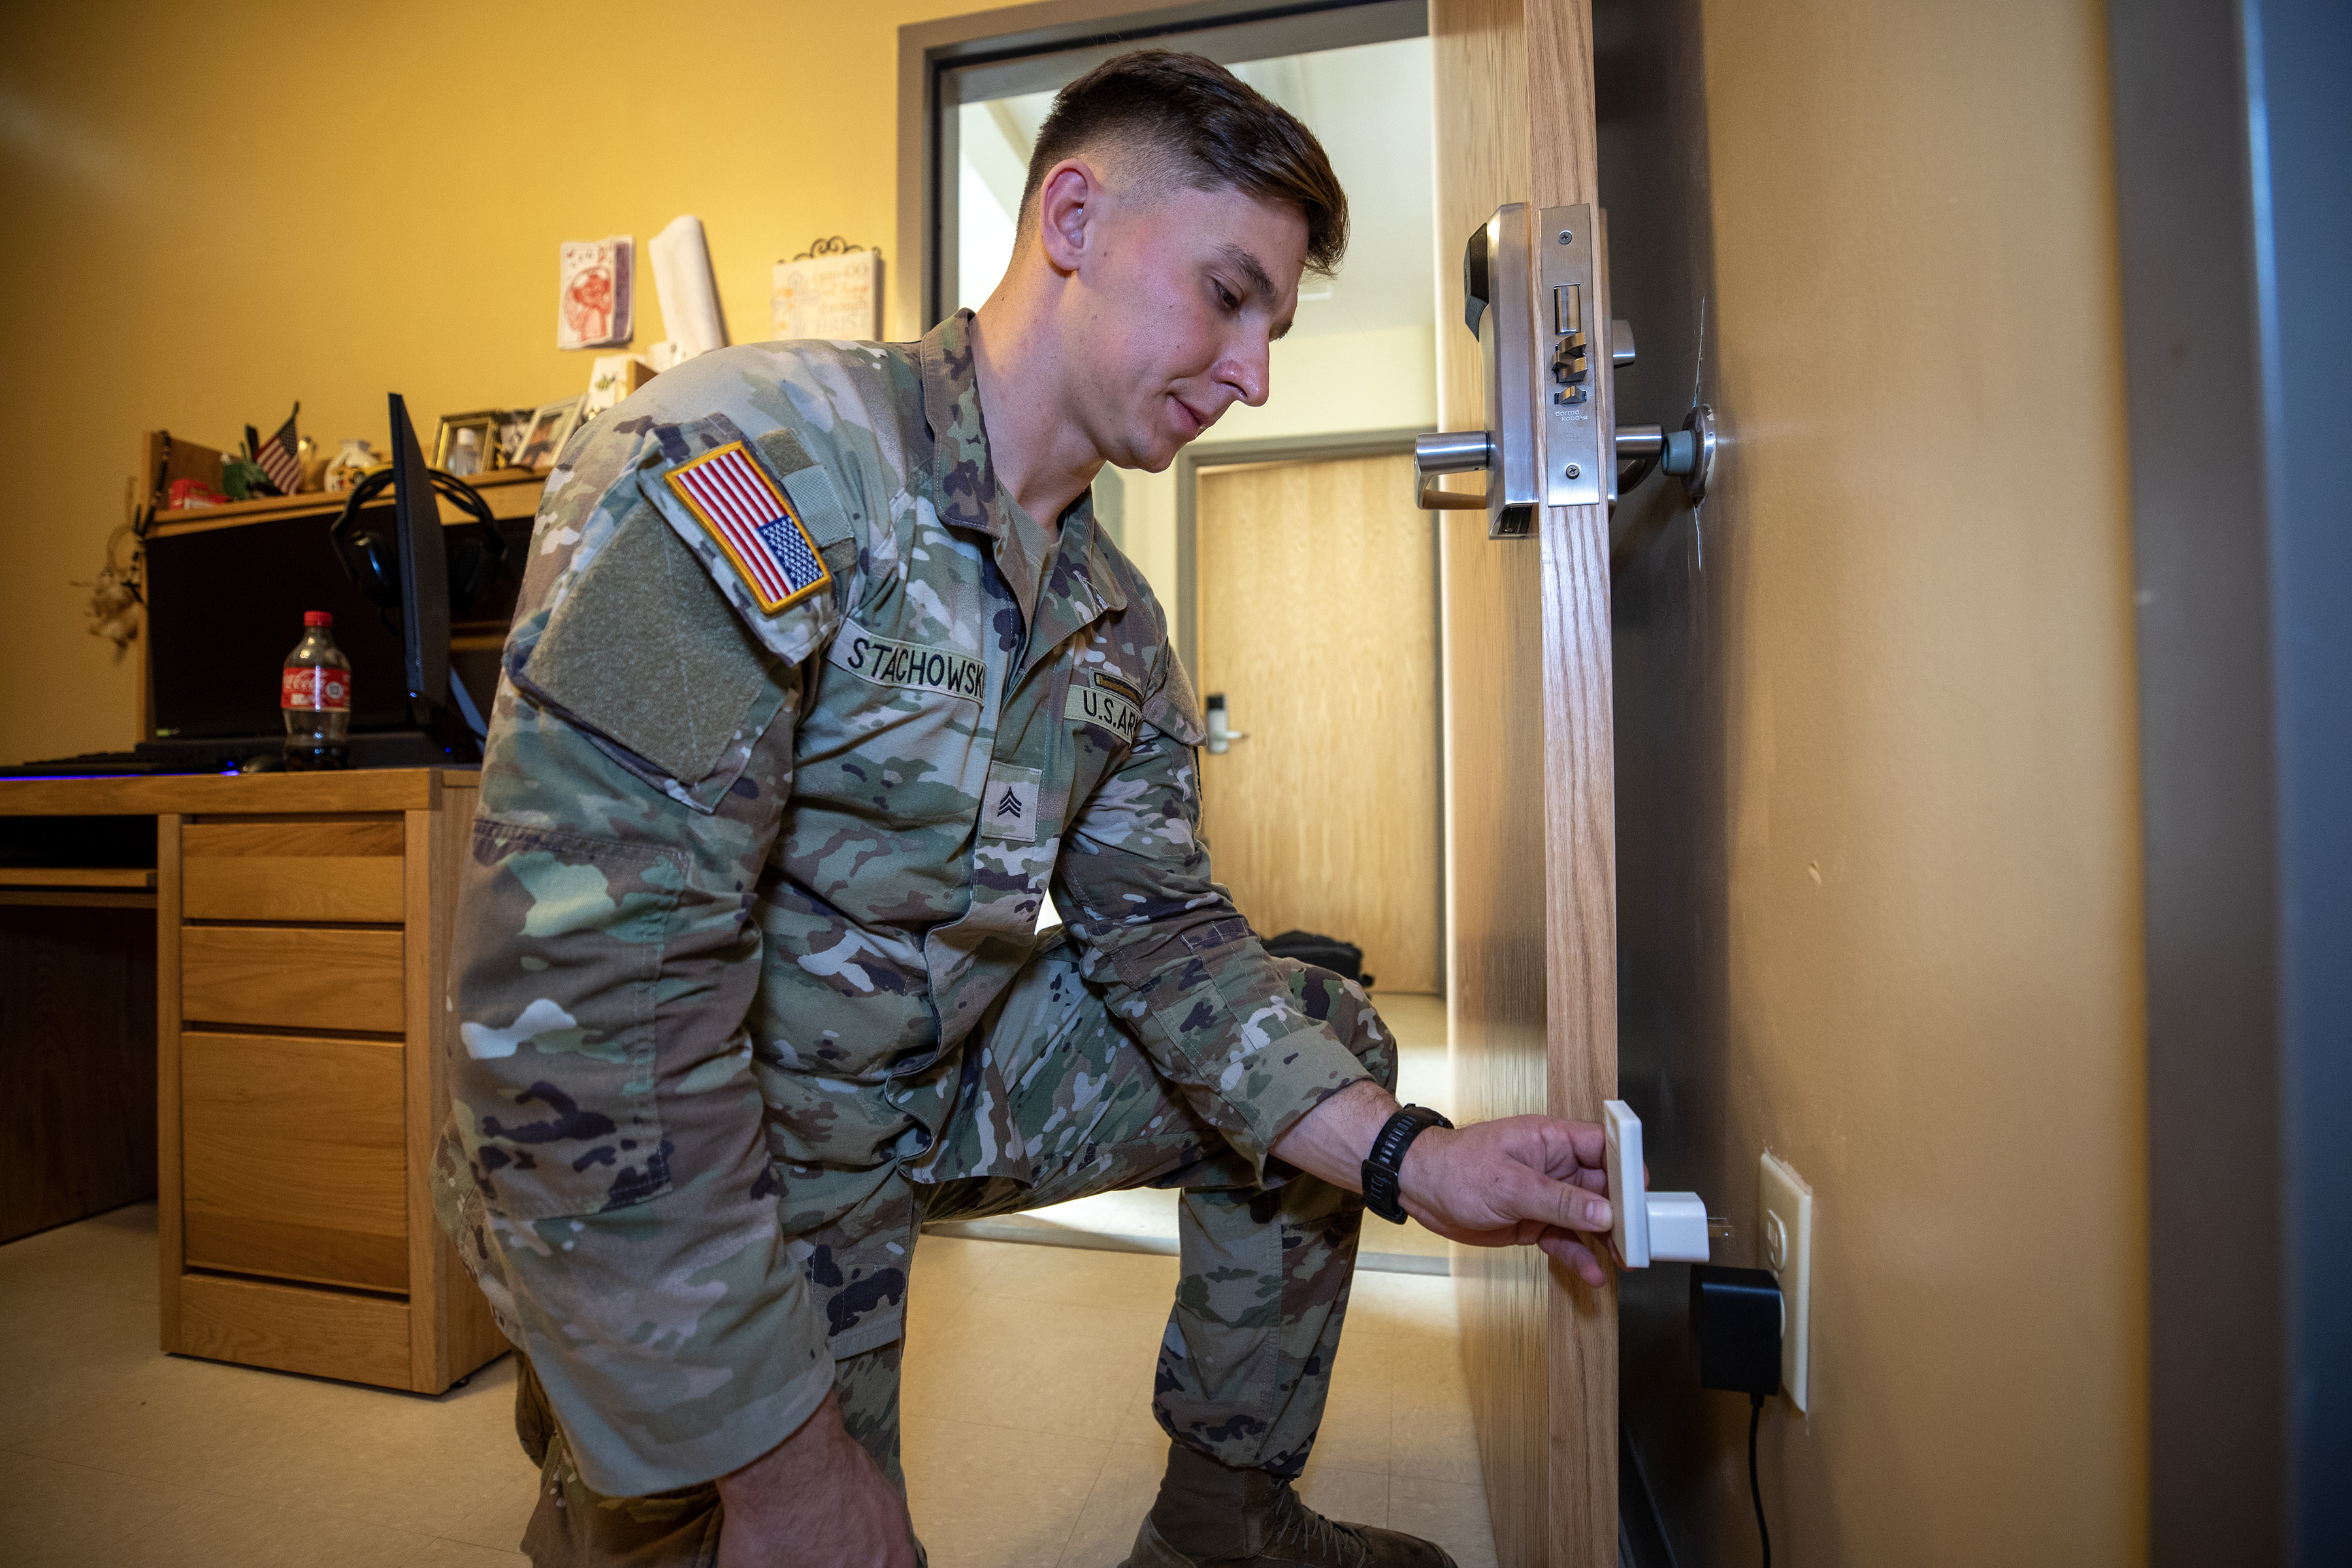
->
[1600, 0, 2148, 1561]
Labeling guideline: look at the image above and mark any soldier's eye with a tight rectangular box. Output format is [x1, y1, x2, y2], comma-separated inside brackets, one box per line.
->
[1214, 281, 1239, 312]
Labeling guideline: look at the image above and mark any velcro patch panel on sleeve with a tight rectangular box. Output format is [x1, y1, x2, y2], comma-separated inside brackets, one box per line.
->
[1091, 671, 1144, 706]
[1064, 679, 1142, 743]
[662, 441, 832, 613]
[826, 619, 987, 705]
[979, 763, 1043, 843]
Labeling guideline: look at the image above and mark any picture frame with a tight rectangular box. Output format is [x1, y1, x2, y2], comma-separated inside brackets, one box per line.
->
[493, 408, 534, 467]
[433, 408, 506, 477]
[512, 397, 584, 472]
[582, 353, 656, 419]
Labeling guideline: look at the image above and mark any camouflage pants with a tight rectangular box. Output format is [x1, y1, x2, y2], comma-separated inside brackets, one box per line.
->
[513, 945, 1394, 1566]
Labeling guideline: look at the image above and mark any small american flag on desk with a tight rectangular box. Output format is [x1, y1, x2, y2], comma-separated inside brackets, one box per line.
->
[255, 405, 302, 497]
[664, 442, 831, 613]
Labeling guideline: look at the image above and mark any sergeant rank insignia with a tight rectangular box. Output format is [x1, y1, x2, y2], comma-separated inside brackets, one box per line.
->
[664, 441, 832, 613]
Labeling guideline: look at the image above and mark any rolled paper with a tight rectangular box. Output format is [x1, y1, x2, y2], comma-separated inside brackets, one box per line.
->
[649, 215, 728, 362]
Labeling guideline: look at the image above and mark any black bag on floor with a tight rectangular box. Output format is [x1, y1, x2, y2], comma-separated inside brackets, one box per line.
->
[1262, 928, 1376, 989]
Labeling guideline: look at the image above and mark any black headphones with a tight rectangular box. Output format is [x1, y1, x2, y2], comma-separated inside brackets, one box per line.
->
[328, 465, 510, 614]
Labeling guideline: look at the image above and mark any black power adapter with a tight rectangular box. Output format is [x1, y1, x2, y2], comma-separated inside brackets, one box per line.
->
[1692, 1264, 1783, 1396]
[1692, 1264, 1784, 1565]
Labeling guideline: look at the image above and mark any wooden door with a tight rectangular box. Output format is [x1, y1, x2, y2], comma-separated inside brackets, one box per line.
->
[1431, 1, 1618, 1563]
[1194, 453, 1442, 994]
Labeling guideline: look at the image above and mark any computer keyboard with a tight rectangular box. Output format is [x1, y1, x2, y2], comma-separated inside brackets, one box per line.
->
[0, 743, 255, 779]
[0, 751, 197, 778]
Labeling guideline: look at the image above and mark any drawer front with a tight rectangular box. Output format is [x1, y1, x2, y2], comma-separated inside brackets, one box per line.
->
[181, 1031, 408, 1292]
[175, 1271, 413, 1390]
[181, 926, 404, 1033]
[182, 819, 404, 924]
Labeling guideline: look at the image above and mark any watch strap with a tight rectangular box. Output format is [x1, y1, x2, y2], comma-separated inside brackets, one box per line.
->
[1360, 1103, 1453, 1224]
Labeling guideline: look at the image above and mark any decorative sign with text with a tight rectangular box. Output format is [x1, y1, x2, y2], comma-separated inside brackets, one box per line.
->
[772, 247, 883, 342]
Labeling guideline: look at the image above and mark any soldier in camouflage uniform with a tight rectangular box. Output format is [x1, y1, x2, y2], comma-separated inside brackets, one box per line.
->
[436, 50, 1617, 1568]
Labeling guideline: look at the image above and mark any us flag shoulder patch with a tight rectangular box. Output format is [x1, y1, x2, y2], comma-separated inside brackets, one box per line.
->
[663, 442, 832, 613]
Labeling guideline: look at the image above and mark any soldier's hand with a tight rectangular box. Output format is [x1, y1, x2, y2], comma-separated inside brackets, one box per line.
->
[1273, 1081, 1617, 1286]
[715, 1390, 918, 1568]
[1395, 1115, 1616, 1286]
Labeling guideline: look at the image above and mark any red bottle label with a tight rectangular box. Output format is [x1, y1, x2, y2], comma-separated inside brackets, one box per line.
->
[282, 665, 351, 711]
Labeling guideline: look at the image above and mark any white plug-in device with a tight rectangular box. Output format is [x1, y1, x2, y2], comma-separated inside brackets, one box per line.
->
[1601, 1100, 1712, 1268]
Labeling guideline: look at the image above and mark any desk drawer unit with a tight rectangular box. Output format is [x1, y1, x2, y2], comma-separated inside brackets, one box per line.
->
[157, 779, 504, 1394]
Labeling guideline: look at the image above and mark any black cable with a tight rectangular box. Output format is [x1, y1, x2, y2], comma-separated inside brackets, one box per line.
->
[1748, 1390, 1771, 1567]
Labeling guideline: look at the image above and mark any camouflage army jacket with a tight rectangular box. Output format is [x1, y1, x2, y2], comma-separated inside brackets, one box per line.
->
[434, 310, 1373, 1497]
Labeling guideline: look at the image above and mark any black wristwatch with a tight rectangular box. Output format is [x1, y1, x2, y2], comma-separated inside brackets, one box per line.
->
[1360, 1104, 1453, 1224]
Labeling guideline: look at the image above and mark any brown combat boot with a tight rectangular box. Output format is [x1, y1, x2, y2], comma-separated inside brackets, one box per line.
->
[1119, 1443, 1458, 1568]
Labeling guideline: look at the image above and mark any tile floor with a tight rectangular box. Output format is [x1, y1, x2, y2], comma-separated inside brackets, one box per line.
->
[0, 995, 1493, 1568]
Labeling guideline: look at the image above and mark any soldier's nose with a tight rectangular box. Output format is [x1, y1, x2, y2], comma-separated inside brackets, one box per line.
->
[1223, 353, 1269, 408]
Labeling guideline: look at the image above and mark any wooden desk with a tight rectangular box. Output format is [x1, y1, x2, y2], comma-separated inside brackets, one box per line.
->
[0, 770, 504, 1393]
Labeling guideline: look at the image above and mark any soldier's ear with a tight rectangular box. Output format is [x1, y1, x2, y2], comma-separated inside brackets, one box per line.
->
[1034, 157, 1102, 274]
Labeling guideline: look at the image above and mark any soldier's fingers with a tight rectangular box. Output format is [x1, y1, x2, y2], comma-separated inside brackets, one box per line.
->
[1496, 1157, 1611, 1233]
[1537, 1229, 1608, 1288]
[1539, 1119, 1609, 1179]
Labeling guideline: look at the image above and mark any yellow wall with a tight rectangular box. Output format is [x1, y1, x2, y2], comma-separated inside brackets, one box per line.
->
[1676, 0, 2148, 1558]
[0, 0, 980, 760]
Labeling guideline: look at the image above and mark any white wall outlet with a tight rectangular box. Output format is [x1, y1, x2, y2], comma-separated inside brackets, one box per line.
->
[1759, 1151, 1814, 1411]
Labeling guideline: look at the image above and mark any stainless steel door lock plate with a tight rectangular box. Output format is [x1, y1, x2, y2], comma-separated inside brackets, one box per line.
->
[1408, 203, 1597, 537]
[1538, 204, 1607, 512]
[1413, 203, 1718, 535]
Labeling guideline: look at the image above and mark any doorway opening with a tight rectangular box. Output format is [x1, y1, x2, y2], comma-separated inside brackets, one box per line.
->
[904, 14, 1484, 1557]
[1174, 427, 1445, 996]
[920, 8, 1445, 983]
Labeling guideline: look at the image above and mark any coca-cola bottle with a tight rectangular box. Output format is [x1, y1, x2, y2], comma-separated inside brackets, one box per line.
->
[280, 611, 352, 770]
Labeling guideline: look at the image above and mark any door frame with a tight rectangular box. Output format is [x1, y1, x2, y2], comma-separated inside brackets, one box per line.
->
[1178, 429, 1448, 986]
[2108, 0, 2352, 1556]
[895, 0, 1429, 335]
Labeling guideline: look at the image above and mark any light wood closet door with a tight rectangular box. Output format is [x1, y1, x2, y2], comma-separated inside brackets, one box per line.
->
[1194, 453, 1441, 994]
[1433, 1, 1618, 1563]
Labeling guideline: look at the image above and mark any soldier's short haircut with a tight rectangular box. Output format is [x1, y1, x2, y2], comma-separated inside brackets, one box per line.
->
[1016, 50, 1348, 275]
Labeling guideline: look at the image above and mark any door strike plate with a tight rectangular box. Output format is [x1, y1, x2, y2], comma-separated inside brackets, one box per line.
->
[1540, 204, 1605, 508]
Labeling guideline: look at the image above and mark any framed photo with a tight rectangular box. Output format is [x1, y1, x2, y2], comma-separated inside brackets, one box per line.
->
[433, 408, 505, 478]
[493, 408, 534, 467]
[582, 353, 656, 419]
[513, 397, 584, 472]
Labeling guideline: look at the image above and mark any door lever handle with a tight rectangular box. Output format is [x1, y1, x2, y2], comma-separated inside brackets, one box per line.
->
[1413, 430, 1493, 510]
[1203, 694, 1249, 755]
[1418, 408, 1717, 513]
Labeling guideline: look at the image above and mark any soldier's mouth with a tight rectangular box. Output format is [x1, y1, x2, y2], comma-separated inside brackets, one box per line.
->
[1169, 395, 1214, 438]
